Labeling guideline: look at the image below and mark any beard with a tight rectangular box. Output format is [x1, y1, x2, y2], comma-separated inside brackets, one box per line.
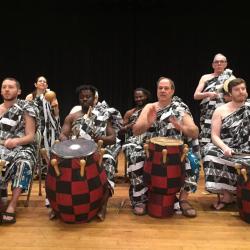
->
[3, 96, 17, 101]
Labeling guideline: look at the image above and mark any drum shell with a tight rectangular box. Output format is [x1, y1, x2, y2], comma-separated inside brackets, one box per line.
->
[237, 174, 250, 223]
[144, 141, 185, 195]
[46, 152, 108, 223]
[147, 193, 176, 218]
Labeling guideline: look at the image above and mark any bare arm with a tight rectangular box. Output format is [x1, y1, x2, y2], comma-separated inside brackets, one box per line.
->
[133, 103, 157, 135]
[4, 113, 36, 149]
[169, 113, 199, 139]
[93, 120, 116, 146]
[59, 114, 74, 141]
[194, 75, 218, 100]
[211, 107, 233, 157]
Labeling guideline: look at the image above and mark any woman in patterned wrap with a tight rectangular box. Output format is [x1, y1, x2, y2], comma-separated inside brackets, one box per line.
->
[25, 76, 61, 177]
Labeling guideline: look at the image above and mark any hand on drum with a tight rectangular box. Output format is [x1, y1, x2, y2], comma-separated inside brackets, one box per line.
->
[223, 146, 234, 157]
[169, 116, 182, 132]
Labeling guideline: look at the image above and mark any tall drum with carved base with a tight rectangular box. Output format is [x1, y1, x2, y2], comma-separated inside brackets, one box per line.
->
[143, 137, 188, 218]
[46, 138, 107, 223]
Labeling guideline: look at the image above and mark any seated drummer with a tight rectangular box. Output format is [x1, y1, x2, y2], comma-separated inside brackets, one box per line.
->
[0, 77, 38, 224]
[59, 84, 116, 221]
[119, 87, 151, 142]
[203, 78, 250, 210]
[130, 77, 200, 217]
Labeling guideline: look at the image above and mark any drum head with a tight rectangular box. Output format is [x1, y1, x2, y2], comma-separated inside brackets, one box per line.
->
[149, 137, 183, 146]
[51, 138, 97, 158]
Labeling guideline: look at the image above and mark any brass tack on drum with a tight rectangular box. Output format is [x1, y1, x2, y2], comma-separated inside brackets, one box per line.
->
[234, 163, 242, 175]
[51, 158, 60, 177]
[241, 168, 248, 182]
[144, 143, 149, 159]
[181, 145, 189, 163]
[162, 149, 168, 164]
[80, 159, 86, 177]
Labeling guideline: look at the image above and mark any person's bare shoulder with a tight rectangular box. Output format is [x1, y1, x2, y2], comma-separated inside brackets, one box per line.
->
[124, 108, 136, 118]
[200, 73, 214, 82]
[25, 93, 33, 101]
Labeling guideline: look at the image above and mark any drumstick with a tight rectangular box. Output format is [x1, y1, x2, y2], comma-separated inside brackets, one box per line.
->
[80, 159, 86, 177]
[0, 160, 6, 177]
[97, 140, 104, 151]
[40, 148, 50, 166]
[99, 148, 106, 166]
[86, 106, 92, 118]
[51, 159, 60, 177]
[233, 152, 250, 157]
[0, 139, 5, 146]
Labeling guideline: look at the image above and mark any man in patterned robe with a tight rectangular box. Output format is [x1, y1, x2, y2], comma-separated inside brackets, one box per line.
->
[203, 78, 250, 210]
[59, 85, 117, 221]
[194, 53, 235, 155]
[0, 77, 38, 223]
[130, 77, 200, 217]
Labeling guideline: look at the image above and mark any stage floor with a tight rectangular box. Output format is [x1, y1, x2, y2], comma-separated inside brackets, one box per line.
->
[1, 152, 250, 250]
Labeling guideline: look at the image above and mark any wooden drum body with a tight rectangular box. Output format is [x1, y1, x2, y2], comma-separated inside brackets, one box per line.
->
[46, 138, 107, 223]
[143, 137, 187, 218]
[236, 164, 250, 223]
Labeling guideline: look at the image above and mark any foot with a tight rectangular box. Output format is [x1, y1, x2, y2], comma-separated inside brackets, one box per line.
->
[48, 209, 57, 220]
[133, 203, 146, 216]
[179, 200, 197, 218]
[97, 203, 107, 221]
[1, 211, 16, 224]
[211, 201, 235, 210]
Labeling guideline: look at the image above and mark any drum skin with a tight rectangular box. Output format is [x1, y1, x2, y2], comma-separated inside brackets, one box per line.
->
[46, 151, 108, 223]
[237, 174, 250, 223]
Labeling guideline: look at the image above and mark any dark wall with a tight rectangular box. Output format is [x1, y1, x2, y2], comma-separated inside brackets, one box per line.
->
[1, 0, 249, 125]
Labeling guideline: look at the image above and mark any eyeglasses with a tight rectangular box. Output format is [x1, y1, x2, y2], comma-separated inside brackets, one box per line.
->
[213, 60, 227, 64]
[38, 80, 47, 83]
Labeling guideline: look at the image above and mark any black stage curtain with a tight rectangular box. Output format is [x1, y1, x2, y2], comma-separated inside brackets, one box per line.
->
[1, 0, 249, 126]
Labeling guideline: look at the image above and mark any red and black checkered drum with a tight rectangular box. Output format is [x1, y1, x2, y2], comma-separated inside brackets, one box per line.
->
[236, 165, 250, 223]
[143, 137, 186, 218]
[46, 138, 108, 223]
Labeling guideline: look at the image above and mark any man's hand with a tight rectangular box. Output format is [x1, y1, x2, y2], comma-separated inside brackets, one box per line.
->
[4, 138, 19, 149]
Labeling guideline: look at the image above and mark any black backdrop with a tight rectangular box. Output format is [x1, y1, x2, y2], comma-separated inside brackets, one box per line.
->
[1, 0, 250, 125]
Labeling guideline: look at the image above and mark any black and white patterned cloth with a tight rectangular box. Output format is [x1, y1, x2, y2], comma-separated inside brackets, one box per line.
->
[203, 102, 250, 194]
[199, 69, 233, 153]
[0, 99, 39, 192]
[123, 96, 201, 207]
[71, 101, 122, 189]
[28, 95, 61, 175]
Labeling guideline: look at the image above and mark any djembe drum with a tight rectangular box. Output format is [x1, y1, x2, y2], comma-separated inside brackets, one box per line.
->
[143, 137, 188, 218]
[46, 138, 107, 223]
[235, 162, 250, 223]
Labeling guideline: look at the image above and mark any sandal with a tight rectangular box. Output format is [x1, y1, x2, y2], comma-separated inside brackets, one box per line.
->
[133, 203, 146, 216]
[210, 194, 235, 210]
[179, 200, 197, 218]
[211, 201, 235, 210]
[1, 212, 16, 224]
